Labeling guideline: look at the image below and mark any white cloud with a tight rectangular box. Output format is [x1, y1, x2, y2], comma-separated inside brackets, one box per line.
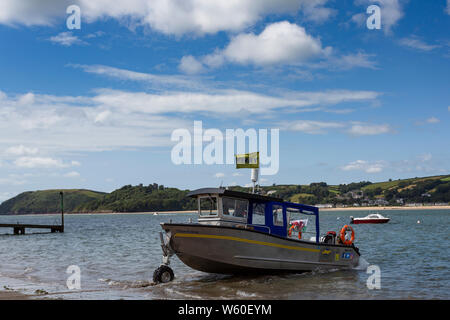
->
[342, 154, 445, 175]
[64, 171, 80, 178]
[91, 88, 380, 115]
[330, 52, 377, 70]
[71, 64, 202, 89]
[399, 37, 441, 52]
[178, 55, 206, 75]
[447, 0, 450, 15]
[214, 172, 225, 178]
[195, 21, 330, 70]
[347, 123, 392, 136]
[354, 0, 405, 34]
[0, 90, 189, 152]
[0, 177, 28, 186]
[426, 117, 440, 124]
[0, 0, 333, 35]
[0, 1, 69, 26]
[0, 87, 380, 155]
[341, 160, 387, 173]
[220, 21, 328, 66]
[286, 120, 345, 134]
[185, 22, 376, 73]
[49, 32, 86, 47]
[284, 120, 392, 135]
[418, 153, 432, 162]
[5, 145, 39, 156]
[350, 13, 366, 27]
[13, 157, 79, 169]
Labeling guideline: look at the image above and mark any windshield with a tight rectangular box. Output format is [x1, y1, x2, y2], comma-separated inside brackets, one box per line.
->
[199, 196, 218, 216]
[222, 197, 248, 220]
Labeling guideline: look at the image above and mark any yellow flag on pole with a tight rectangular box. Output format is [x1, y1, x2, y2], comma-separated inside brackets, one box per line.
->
[235, 152, 259, 169]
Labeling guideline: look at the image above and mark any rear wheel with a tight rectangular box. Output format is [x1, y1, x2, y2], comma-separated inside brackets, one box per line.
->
[153, 265, 174, 284]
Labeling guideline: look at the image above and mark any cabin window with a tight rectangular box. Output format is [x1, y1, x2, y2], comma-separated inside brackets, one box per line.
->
[199, 196, 218, 217]
[287, 207, 301, 223]
[287, 207, 309, 237]
[222, 197, 248, 220]
[272, 204, 284, 226]
[252, 202, 266, 225]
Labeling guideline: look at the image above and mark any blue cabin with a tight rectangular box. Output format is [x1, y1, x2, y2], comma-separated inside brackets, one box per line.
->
[187, 188, 320, 243]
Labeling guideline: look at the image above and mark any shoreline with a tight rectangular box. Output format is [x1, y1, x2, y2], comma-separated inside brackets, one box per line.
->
[320, 205, 450, 212]
[0, 290, 29, 300]
[1, 207, 449, 216]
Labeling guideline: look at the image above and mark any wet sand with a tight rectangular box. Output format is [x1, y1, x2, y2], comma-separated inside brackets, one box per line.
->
[0, 290, 29, 300]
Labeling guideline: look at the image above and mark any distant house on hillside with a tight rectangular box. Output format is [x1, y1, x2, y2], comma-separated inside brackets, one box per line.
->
[368, 198, 388, 206]
[406, 203, 423, 207]
[316, 204, 333, 208]
[346, 190, 363, 199]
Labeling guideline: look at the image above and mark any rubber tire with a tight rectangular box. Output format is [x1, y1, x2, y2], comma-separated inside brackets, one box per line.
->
[153, 265, 174, 284]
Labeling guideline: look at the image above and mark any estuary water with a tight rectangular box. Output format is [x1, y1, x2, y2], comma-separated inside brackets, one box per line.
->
[0, 209, 448, 300]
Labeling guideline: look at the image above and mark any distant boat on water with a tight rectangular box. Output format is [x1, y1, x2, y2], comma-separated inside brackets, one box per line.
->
[350, 213, 390, 224]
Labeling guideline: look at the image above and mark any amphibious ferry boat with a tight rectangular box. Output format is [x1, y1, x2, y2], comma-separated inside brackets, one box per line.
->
[153, 187, 361, 283]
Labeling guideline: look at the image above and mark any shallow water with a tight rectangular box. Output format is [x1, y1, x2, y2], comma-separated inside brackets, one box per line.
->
[0, 210, 448, 299]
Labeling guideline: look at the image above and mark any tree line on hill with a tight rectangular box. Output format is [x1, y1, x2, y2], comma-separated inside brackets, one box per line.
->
[1, 176, 449, 214]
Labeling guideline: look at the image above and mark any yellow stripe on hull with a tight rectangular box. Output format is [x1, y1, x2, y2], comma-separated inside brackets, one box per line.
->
[174, 233, 320, 253]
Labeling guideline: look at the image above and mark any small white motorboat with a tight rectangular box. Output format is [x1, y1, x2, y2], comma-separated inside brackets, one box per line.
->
[350, 213, 390, 224]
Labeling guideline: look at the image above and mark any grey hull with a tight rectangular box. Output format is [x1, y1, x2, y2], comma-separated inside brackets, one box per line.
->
[162, 223, 360, 274]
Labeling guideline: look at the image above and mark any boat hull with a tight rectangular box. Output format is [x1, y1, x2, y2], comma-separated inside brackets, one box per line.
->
[351, 219, 390, 224]
[161, 223, 360, 274]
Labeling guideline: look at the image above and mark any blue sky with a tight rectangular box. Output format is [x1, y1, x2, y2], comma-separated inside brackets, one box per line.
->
[0, 0, 449, 201]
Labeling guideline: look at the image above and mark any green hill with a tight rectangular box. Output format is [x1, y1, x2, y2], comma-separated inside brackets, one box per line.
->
[0, 174, 449, 214]
[75, 184, 196, 213]
[0, 189, 106, 215]
[242, 174, 450, 206]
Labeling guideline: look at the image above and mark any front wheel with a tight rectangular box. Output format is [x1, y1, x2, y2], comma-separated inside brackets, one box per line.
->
[153, 265, 174, 284]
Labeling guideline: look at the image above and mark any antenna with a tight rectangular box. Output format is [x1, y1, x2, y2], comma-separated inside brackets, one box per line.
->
[251, 168, 259, 193]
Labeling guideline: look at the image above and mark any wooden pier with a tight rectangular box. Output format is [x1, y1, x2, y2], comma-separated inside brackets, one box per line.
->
[0, 223, 63, 234]
[0, 192, 65, 235]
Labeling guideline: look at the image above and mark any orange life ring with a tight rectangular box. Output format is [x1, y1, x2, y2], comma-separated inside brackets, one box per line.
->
[288, 225, 302, 239]
[339, 225, 355, 245]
